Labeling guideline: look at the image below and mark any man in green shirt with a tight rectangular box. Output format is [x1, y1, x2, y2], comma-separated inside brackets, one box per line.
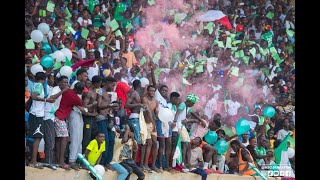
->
[93, 5, 106, 28]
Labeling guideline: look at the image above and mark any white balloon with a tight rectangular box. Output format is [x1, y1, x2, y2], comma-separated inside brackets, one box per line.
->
[60, 66, 73, 78]
[31, 30, 44, 43]
[140, 77, 149, 88]
[42, 30, 53, 42]
[54, 51, 66, 62]
[37, 23, 50, 35]
[60, 48, 72, 61]
[158, 107, 175, 123]
[93, 165, 105, 177]
[287, 147, 295, 158]
[30, 64, 44, 75]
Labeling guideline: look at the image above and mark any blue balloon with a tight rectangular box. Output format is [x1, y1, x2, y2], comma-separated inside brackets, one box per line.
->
[214, 139, 229, 154]
[40, 55, 54, 68]
[263, 106, 276, 118]
[235, 118, 250, 135]
[204, 130, 218, 145]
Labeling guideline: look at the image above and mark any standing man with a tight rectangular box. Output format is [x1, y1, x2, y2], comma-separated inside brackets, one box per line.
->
[97, 76, 118, 169]
[150, 62, 173, 172]
[125, 80, 146, 162]
[82, 76, 101, 155]
[28, 72, 53, 169]
[43, 75, 69, 170]
[54, 82, 98, 170]
[141, 85, 160, 172]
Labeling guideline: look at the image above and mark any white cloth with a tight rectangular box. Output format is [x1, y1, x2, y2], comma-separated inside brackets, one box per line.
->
[139, 109, 148, 145]
[155, 90, 171, 137]
[87, 63, 99, 81]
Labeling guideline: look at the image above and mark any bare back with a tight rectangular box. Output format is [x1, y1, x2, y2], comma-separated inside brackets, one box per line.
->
[83, 88, 98, 113]
[98, 89, 112, 117]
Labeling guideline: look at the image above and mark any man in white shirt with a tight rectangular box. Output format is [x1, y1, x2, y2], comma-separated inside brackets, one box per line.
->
[43, 76, 69, 169]
[276, 119, 292, 141]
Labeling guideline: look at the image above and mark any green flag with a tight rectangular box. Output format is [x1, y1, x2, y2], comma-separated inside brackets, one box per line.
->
[126, 23, 133, 32]
[109, 19, 120, 31]
[275, 134, 293, 164]
[182, 77, 192, 85]
[115, 30, 123, 37]
[46, 1, 55, 12]
[266, 11, 274, 19]
[226, 37, 232, 48]
[53, 62, 62, 70]
[68, 26, 76, 35]
[249, 47, 256, 58]
[65, 57, 73, 66]
[139, 56, 146, 66]
[204, 22, 214, 35]
[148, 0, 155, 6]
[152, 52, 161, 65]
[242, 56, 249, 65]
[65, 8, 72, 20]
[25, 40, 35, 50]
[81, 28, 89, 39]
[98, 36, 106, 42]
[286, 29, 295, 37]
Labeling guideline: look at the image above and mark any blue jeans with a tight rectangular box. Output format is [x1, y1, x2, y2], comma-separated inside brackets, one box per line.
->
[106, 130, 115, 164]
[96, 120, 109, 165]
[190, 168, 207, 180]
[128, 118, 141, 144]
[110, 163, 129, 180]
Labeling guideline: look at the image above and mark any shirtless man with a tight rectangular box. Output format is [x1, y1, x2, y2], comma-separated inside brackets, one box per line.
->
[97, 77, 118, 169]
[82, 75, 101, 153]
[125, 80, 146, 161]
[141, 85, 160, 173]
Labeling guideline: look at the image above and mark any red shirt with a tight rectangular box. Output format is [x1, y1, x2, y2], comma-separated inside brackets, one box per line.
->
[115, 82, 131, 108]
[55, 89, 83, 120]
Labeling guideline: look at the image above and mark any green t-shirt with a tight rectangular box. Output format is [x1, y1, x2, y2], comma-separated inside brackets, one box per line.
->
[93, 14, 106, 28]
[114, 3, 127, 21]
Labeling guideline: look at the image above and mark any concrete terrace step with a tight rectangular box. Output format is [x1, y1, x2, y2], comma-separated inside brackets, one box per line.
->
[25, 166, 280, 180]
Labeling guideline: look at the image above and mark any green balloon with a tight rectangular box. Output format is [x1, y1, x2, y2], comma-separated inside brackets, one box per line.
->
[263, 106, 276, 118]
[214, 139, 229, 154]
[204, 130, 218, 145]
[235, 118, 250, 135]
[40, 55, 54, 68]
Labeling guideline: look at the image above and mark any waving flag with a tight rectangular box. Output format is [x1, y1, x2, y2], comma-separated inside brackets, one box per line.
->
[197, 10, 232, 30]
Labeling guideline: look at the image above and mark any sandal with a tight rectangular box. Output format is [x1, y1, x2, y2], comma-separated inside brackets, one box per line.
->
[29, 163, 44, 169]
[59, 164, 71, 170]
[143, 166, 153, 173]
[152, 167, 162, 173]
[164, 167, 176, 174]
[70, 163, 80, 171]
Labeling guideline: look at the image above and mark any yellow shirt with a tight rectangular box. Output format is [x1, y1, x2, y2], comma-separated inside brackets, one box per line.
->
[86, 139, 106, 166]
[123, 51, 137, 69]
[270, 139, 275, 149]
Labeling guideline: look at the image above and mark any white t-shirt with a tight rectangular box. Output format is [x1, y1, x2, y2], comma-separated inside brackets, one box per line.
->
[277, 129, 292, 141]
[30, 83, 45, 117]
[204, 97, 217, 119]
[44, 86, 57, 121]
[51, 86, 62, 109]
[77, 48, 86, 59]
[226, 100, 241, 116]
[155, 90, 169, 109]
[77, 17, 92, 27]
[172, 102, 192, 132]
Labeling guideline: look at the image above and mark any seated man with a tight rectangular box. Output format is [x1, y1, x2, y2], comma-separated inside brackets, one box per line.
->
[189, 137, 208, 180]
[230, 140, 257, 176]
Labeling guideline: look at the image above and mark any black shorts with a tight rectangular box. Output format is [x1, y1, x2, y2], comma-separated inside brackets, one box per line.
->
[28, 113, 44, 138]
